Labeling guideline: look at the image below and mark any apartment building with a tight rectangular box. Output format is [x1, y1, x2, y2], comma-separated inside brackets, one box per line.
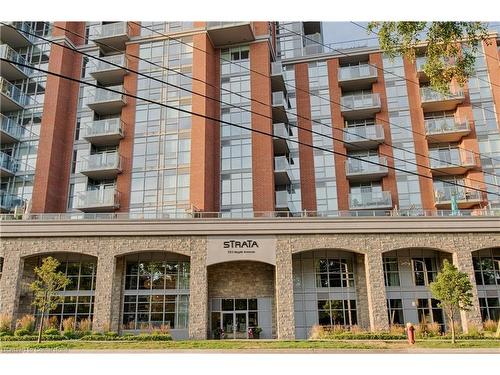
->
[0, 21, 499, 339]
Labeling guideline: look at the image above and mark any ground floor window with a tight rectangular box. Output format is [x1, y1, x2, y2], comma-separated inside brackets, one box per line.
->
[417, 298, 444, 329]
[317, 299, 357, 326]
[387, 299, 404, 325]
[479, 297, 500, 321]
[122, 294, 189, 330]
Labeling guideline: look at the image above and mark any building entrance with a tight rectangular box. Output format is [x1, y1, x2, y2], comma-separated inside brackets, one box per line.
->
[211, 298, 262, 339]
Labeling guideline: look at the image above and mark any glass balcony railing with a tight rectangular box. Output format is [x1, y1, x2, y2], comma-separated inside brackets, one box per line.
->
[341, 93, 381, 111]
[0, 22, 35, 46]
[425, 117, 470, 136]
[349, 191, 392, 210]
[338, 64, 377, 82]
[0, 151, 19, 175]
[275, 190, 296, 212]
[420, 87, 464, 102]
[343, 124, 384, 144]
[91, 22, 128, 39]
[206, 22, 252, 29]
[416, 56, 427, 72]
[345, 156, 388, 176]
[273, 123, 292, 138]
[93, 86, 125, 103]
[0, 190, 24, 212]
[274, 156, 292, 171]
[80, 151, 121, 172]
[83, 118, 123, 138]
[271, 62, 284, 76]
[75, 188, 120, 211]
[0, 44, 33, 77]
[91, 54, 126, 73]
[0, 77, 31, 109]
[272, 91, 289, 108]
[0, 113, 25, 143]
[429, 149, 476, 169]
[434, 187, 482, 205]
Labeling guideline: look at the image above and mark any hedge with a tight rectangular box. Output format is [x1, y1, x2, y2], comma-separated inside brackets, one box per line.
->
[0, 333, 172, 342]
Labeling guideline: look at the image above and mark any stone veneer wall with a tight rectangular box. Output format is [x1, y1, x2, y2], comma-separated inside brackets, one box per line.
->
[1, 232, 499, 338]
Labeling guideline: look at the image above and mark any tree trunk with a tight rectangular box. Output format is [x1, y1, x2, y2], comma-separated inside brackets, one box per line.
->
[37, 308, 45, 344]
[449, 310, 455, 345]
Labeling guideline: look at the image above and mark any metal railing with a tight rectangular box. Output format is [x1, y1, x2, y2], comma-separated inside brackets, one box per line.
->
[0, 151, 18, 174]
[82, 118, 123, 138]
[0, 113, 25, 140]
[343, 124, 384, 143]
[75, 188, 120, 209]
[91, 54, 126, 72]
[429, 149, 476, 169]
[345, 156, 388, 175]
[1, 208, 499, 221]
[349, 191, 392, 210]
[341, 93, 381, 111]
[420, 87, 464, 102]
[80, 151, 121, 172]
[434, 188, 482, 204]
[338, 64, 377, 81]
[0, 77, 31, 107]
[0, 44, 32, 76]
[425, 117, 469, 136]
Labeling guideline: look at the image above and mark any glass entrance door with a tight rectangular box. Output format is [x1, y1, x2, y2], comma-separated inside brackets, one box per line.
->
[222, 313, 234, 339]
[235, 313, 247, 339]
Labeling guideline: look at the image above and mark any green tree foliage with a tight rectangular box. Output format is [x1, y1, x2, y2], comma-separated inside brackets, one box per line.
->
[30, 257, 70, 343]
[367, 22, 489, 93]
[429, 259, 473, 344]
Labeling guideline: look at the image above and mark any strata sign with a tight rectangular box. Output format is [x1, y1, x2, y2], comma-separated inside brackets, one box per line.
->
[207, 236, 277, 265]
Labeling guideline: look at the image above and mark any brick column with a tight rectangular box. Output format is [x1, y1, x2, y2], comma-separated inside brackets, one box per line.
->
[275, 240, 295, 339]
[92, 253, 121, 332]
[452, 251, 483, 332]
[364, 251, 389, 331]
[0, 251, 24, 329]
[188, 238, 208, 339]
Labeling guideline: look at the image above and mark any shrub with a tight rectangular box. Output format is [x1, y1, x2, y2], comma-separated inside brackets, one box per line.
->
[62, 317, 76, 333]
[43, 328, 60, 336]
[151, 324, 170, 335]
[427, 322, 442, 337]
[16, 315, 35, 333]
[0, 314, 12, 334]
[349, 325, 366, 334]
[389, 325, 405, 336]
[43, 316, 59, 330]
[14, 328, 31, 337]
[483, 320, 498, 333]
[104, 331, 118, 338]
[309, 324, 325, 339]
[466, 322, 483, 338]
[0, 331, 12, 337]
[78, 318, 92, 334]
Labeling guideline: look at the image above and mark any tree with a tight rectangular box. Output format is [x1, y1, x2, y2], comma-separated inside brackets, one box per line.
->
[429, 259, 473, 344]
[367, 22, 490, 93]
[30, 257, 70, 343]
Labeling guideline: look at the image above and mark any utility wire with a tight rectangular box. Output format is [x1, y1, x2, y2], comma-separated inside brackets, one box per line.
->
[2, 57, 499, 200]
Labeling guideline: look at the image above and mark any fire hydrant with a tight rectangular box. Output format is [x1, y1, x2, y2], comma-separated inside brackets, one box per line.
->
[406, 322, 415, 345]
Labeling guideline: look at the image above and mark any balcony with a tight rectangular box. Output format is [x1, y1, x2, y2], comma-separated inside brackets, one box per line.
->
[82, 118, 124, 146]
[274, 156, 293, 186]
[87, 85, 126, 115]
[303, 33, 323, 55]
[340, 93, 381, 120]
[429, 149, 477, 175]
[271, 62, 286, 92]
[0, 44, 32, 80]
[420, 87, 465, 112]
[90, 22, 129, 52]
[338, 64, 378, 90]
[75, 188, 120, 212]
[434, 187, 483, 209]
[272, 91, 289, 123]
[79, 151, 122, 180]
[275, 190, 296, 212]
[345, 156, 388, 182]
[0, 114, 24, 144]
[343, 124, 384, 150]
[0, 151, 18, 177]
[206, 22, 255, 47]
[424, 117, 470, 143]
[273, 122, 292, 155]
[0, 77, 31, 111]
[0, 22, 34, 48]
[349, 191, 393, 210]
[0, 191, 23, 213]
[90, 54, 127, 85]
